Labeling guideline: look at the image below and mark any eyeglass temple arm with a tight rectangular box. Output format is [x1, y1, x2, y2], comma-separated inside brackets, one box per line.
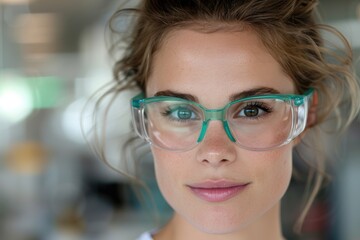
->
[293, 88, 314, 106]
[132, 93, 145, 108]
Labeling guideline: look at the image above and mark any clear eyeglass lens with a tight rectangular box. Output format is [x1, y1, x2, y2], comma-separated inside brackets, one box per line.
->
[144, 100, 204, 150]
[227, 98, 292, 149]
[143, 98, 293, 151]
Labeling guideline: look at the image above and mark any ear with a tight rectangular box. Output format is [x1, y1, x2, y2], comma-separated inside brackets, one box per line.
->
[293, 91, 318, 146]
[306, 90, 318, 129]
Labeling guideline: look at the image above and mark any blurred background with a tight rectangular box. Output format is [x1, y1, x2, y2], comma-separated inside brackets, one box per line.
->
[0, 0, 359, 239]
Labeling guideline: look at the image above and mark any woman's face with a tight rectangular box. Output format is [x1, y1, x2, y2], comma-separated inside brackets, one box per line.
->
[146, 28, 295, 234]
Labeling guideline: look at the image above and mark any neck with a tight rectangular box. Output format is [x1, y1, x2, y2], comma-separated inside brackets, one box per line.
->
[154, 203, 284, 240]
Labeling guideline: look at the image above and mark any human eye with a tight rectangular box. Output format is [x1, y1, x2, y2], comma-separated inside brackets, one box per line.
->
[161, 104, 201, 122]
[235, 101, 273, 119]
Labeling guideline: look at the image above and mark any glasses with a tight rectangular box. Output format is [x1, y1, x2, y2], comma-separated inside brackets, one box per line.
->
[131, 89, 314, 152]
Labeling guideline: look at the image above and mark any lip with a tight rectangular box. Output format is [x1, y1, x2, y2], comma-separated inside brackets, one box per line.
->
[187, 180, 250, 203]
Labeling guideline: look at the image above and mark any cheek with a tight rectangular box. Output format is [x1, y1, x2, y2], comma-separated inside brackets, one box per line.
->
[249, 146, 293, 205]
[266, 148, 292, 185]
[150, 147, 189, 205]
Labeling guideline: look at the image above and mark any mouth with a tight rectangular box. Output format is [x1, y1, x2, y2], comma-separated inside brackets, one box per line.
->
[187, 180, 250, 203]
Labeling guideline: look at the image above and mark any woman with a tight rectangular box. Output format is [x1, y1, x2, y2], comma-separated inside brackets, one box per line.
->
[95, 0, 360, 239]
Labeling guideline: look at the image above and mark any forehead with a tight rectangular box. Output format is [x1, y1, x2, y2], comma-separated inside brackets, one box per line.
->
[146, 28, 294, 107]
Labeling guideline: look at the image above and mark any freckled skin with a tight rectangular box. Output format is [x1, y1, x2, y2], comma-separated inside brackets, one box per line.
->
[146, 28, 295, 240]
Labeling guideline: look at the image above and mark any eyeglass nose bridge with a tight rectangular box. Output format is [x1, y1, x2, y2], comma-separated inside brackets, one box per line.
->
[196, 109, 236, 143]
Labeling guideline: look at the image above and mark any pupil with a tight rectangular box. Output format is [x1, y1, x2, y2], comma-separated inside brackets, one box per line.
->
[244, 106, 258, 117]
[177, 108, 191, 119]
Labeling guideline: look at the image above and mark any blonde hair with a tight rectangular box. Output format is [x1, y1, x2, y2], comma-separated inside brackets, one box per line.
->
[91, 0, 360, 234]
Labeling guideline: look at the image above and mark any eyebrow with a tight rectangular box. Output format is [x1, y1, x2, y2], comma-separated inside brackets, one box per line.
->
[154, 90, 198, 102]
[154, 87, 280, 102]
[229, 87, 280, 101]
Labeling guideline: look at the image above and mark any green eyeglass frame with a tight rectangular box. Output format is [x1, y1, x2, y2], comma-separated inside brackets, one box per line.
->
[131, 88, 314, 151]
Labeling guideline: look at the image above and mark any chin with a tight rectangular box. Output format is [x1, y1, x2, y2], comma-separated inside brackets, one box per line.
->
[185, 210, 251, 235]
[193, 220, 246, 235]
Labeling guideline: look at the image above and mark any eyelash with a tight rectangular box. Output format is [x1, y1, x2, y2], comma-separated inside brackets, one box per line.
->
[161, 106, 199, 122]
[246, 101, 271, 110]
[236, 101, 273, 119]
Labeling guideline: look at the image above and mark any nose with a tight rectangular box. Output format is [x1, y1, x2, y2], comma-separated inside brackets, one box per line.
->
[195, 121, 237, 168]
